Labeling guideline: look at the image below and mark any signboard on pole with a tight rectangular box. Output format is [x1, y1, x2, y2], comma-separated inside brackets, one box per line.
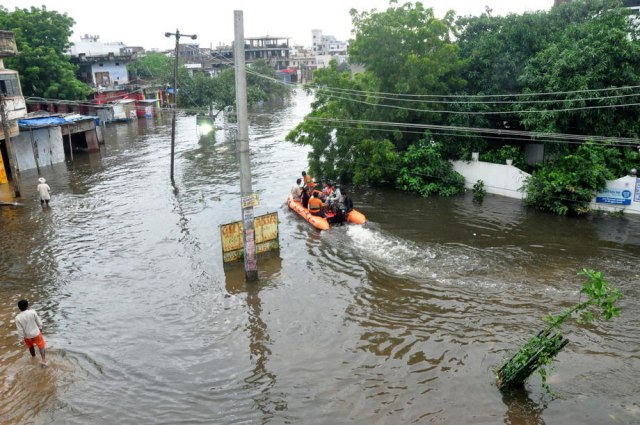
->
[221, 212, 279, 263]
[241, 193, 259, 209]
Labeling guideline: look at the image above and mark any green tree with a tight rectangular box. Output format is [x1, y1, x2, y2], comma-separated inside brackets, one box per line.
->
[127, 52, 173, 85]
[396, 139, 465, 197]
[523, 142, 618, 215]
[352, 139, 399, 186]
[179, 59, 291, 116]
[517, 0, 640, 138]
[480, 145, 526, 169]
[287, 2, 466, 185]
[0, 6, 91, 99]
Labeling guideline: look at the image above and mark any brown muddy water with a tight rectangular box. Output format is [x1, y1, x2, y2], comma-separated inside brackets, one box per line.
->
[1, 90, 639, 424]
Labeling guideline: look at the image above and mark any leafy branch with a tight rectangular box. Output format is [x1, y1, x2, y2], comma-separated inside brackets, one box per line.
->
[496, 269, 623, 393]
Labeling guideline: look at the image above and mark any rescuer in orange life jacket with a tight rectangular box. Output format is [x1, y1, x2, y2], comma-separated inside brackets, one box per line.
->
[301, 171, 314, 189]
[308, 191, 325, 217]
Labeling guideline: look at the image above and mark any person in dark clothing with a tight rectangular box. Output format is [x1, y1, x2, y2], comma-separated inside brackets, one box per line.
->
[301, 188, 310, 208]
[341, 189, 354, 213]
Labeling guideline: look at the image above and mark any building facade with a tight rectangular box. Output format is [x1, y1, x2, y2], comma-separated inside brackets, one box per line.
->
[311, 29, 348, 70]
[68, 35, 135, 89]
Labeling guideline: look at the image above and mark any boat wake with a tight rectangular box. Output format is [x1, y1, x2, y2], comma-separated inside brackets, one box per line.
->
[346, 225, 438, 279]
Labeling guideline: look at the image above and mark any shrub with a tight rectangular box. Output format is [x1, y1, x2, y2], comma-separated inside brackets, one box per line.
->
[396, 140, 465, 197]
[523, 142, 615, 215]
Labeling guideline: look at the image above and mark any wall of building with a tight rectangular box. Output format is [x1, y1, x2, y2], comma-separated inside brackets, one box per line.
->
[91, 62, 129, 86]
[453, 157, 640, 215]
[453, 157, 530, 199]
[13, 126, 64, 171]
[590, 176, 640, 214]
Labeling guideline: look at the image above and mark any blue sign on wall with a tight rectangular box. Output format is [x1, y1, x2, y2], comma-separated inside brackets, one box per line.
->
[596, 187, 632, 205]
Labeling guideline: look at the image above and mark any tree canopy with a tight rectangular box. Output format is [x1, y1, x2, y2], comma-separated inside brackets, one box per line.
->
[287, 0, 640, 211]
[287, 3, 466, 188]
[127, 53, 292, 117]
[0, 6, 91, 99]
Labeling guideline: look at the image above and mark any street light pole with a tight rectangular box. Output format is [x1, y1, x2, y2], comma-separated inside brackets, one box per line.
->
[165, 29, 197, 182]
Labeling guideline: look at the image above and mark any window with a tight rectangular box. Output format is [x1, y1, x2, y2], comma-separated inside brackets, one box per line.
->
[0, 73, 21, 96]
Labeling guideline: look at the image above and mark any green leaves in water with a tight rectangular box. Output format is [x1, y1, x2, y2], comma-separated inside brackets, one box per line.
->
[497, 268, 622, 393]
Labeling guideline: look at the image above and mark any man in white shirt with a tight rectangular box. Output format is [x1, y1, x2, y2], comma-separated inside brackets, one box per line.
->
[291, 178, 303, 201]
[37, 177, 51, 207]
[15, 299, 47, 365]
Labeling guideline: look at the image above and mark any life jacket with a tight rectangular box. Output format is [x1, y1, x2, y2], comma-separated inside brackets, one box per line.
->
[308, 196, 323, 212]
[304, 175, 314, 186]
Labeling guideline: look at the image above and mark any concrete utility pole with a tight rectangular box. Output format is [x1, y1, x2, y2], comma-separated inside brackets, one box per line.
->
[0, 92, 21, 197]
[234, 11, 258, 281]
[165, 29, 197, 181]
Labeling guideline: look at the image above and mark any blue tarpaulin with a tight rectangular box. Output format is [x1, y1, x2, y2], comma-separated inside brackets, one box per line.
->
[18, 115, 100, 128]
[18, 117, 68, 127]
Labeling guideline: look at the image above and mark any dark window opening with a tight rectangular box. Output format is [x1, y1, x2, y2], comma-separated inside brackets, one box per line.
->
[0, 74, 21, 96]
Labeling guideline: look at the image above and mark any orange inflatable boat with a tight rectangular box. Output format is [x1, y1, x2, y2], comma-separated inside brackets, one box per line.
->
[287, 194, 366, 231]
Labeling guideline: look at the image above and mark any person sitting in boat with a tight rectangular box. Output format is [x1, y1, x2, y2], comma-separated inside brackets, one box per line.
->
[339, 188, 354, 213]
[291, 178, 303, 201]
[308, 192, 325, 217]
[328, 184, 342, 206]
[323, 181, 334, 199]
[301, 186, 311, 208]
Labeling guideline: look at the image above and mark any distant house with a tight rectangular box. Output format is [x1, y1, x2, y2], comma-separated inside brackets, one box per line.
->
[214, 36, 291, 71]
[68, 34, 137, 89]
[289, 45, 316, 82]
[311, 29, 348, 70]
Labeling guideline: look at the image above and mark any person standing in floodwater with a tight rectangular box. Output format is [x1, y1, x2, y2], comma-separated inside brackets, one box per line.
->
[15, 299, 47, 366]
[37, 177, 51, 207]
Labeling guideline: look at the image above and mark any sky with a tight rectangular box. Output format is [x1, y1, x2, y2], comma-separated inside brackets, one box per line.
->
[3, 0, 553, 50]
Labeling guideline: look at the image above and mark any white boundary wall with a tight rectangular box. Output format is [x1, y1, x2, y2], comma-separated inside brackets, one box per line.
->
[590, 176, 640, 215]
[452, 157, 640, 215]
[452, 158, 530, 200]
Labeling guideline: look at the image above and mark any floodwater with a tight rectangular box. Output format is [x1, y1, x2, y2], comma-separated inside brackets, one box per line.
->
[1, 89, 639, 424]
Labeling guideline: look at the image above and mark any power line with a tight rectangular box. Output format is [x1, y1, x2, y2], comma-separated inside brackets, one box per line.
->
[307, 83, 640, 99]
[311, 85, 640, 105]
[300, 121, 626, 147]
[306, 117, 640, 147]
[313, 90, 640, 115]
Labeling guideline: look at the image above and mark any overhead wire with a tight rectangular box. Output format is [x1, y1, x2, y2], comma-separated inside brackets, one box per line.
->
[311, 85, 640, 105]
[304, 117, 640, 147]
[306, 83, 640, 99]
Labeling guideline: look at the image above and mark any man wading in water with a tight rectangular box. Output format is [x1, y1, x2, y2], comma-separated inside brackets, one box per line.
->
[15, 300, 48, 366]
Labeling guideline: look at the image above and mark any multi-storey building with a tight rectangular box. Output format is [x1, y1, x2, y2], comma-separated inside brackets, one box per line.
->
[311, 29, 348, 69]
[68, 34, 136, 89]
[214, 36, 291, 71]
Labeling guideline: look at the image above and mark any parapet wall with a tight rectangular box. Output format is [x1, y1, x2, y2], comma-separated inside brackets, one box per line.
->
[452, 158, 640, 215]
